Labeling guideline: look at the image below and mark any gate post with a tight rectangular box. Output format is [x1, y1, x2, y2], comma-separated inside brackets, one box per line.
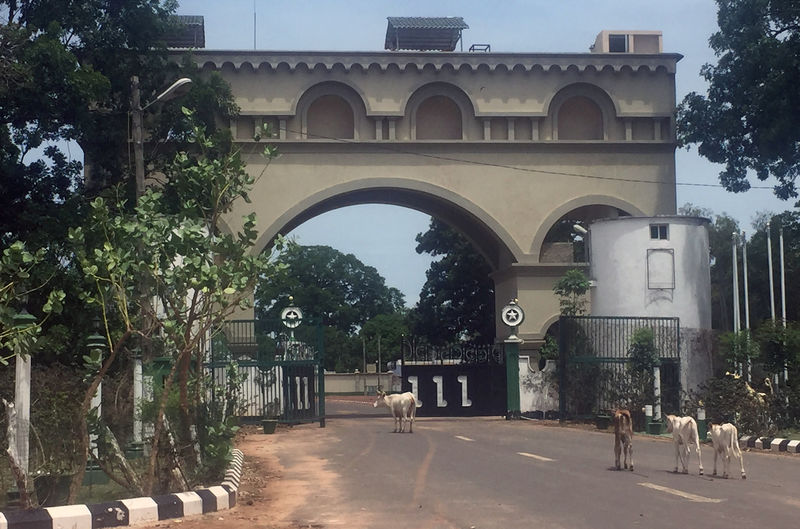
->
[500, 299, 525, 420]
[504, 338, 522, 419]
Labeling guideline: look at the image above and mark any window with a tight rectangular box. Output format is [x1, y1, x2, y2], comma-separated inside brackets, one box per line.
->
[608, 34, 628, 53]
[650, 224, 668, 240]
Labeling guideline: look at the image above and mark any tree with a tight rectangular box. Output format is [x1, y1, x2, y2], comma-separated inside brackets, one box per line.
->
[679, 204, 741, 330]
[410, 219, 495, 344]
[677, 0, 800, 199]
[360, 312, 409, 369]
[0, 1, 238, 363]
[67, 111, 280, 498]
[553, 269, 590, 316]
[255, 244, 405, 335]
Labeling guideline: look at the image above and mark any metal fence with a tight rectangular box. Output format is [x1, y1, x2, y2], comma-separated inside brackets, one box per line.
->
[207, 319, 325, 425]
[558, 316, 681, 421]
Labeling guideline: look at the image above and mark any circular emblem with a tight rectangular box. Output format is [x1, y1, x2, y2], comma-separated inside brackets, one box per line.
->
[280, 306, 303, 328]
[501, 301, 525, 328]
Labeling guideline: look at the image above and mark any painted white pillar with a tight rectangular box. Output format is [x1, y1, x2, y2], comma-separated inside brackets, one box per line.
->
[14, 353, 31, 474]
[133, 356, 143, 444]
[653, 365, 662, 420]
[90, 382, 101, 459]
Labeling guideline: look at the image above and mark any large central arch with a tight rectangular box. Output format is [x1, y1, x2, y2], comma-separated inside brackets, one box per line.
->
[198, 39, 681, 351]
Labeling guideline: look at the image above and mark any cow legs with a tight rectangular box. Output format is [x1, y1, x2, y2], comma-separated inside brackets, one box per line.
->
[713, 448, 718, 476]
[695, 442, 704, 475]
[615, 439, 622, 470]
[627, 442, 634, 471]
[736, 452, 746, 479]
[673, 443, 681, 473]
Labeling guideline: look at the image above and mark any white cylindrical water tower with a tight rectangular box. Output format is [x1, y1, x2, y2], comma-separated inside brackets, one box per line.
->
[589, 216, 713, 393]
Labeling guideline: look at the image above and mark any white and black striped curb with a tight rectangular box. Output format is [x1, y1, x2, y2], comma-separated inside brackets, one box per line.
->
[739, 436, 800, 453]
[0, 449, 244, 529]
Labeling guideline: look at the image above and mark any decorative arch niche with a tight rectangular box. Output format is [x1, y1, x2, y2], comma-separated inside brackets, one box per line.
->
[416, 95, 462, 140]
[404, 82, 475, 140]
[307, 94, 354, 139]
[557, 96, 603, 140]
[296, 81, 367, 140]
[548, 83, 618, 141]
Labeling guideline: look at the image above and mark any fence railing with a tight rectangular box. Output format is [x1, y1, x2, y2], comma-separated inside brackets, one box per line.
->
[558, 316, 681, 421]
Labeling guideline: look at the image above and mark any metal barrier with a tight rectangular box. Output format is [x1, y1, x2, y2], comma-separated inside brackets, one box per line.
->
[558, 316, 681, 421]
[208, 319, 325, 426]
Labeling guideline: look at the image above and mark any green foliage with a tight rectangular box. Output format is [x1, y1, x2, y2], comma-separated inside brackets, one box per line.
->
[677, 0, 800, 198]
[410, 218, 495, 344]
[628, 328, 660, 374]
[255, 244, 405, 337]
[553, 269, 590, 316]
[686, 374, 774, 436]
[0, 241, 64, 364]
[539, 334, 559, 361]
[626, 328, 659, 409]
[755, 320, 800, 374]
[719, 330, 760, 372]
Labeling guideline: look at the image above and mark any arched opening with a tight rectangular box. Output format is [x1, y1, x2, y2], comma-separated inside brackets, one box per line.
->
[415, 95, 462, 139]
[539, 204, 630, 263]
[557, 96, 603, 140]
[307, 94, 354, 139]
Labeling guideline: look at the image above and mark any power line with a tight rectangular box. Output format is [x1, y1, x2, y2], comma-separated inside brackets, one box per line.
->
[278, 127, 776, 191]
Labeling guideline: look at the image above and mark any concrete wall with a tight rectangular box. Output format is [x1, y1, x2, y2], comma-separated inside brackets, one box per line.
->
[325, 372, 401, 394]
[589, 215, 713, 392]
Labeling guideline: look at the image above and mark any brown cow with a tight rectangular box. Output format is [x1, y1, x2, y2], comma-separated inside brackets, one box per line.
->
[613, 409, 634, 471]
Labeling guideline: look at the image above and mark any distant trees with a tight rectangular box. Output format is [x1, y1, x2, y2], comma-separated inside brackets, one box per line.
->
[677, 0, 800, 199]
[254, 244, 406, 371]
[408, 218, 495, 344]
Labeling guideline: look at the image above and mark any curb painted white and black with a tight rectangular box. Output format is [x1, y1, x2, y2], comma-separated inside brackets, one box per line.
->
[739, 436, 800, 453]
[0, 449, 244, 529]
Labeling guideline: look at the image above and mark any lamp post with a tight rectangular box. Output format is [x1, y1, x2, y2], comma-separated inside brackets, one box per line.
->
[130, 76, 193, 199]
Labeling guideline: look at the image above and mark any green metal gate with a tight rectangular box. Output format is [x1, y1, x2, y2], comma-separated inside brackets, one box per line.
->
[208, 319, 326, 426]
[558, 316, 681, 422]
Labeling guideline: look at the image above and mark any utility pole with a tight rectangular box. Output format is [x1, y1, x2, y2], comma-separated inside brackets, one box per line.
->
[377, 334, 382, 391]
[767, 221, 776, 321]
[742, 231, 751, 382]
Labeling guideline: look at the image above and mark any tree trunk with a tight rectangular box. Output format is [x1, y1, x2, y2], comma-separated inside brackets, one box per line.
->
[67, 330, 129, 504]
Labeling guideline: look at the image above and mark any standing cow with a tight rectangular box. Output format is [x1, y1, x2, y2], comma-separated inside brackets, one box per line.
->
[709, 422, 746, 479]
[613, 409, 634, 471]
[665, 414, 704, 475]
[373, 391, 416, 433]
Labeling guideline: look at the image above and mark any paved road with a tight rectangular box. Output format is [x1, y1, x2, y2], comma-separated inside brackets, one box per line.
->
[268, 398, 800, 528]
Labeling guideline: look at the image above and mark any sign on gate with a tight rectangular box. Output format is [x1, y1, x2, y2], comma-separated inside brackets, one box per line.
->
[400, 341, 506, 417]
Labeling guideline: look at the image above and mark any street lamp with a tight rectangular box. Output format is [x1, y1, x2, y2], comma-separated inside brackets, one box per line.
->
[130, 76, 193, 199]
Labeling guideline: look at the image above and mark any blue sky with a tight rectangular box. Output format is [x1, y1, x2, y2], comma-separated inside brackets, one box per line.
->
[175, 0, 791, 306]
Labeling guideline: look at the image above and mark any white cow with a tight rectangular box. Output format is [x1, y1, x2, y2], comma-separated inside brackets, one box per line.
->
[665, 414, 704, 475]
[373, 391, 416, 433]
[709, 422, 746, 479]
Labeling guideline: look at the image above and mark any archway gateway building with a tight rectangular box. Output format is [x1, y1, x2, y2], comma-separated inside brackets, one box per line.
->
[176, 26, 680, 354]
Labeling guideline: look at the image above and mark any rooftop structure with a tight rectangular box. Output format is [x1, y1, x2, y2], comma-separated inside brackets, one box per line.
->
[384, 17, 469, 51]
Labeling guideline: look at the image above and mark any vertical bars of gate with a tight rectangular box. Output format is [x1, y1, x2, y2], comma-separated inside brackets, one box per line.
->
[207, 319, 325, 426]
[558, 316, 680, 424]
